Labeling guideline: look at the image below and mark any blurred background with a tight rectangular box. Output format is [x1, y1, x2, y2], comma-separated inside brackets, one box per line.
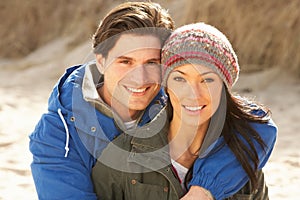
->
[0, 0, 299, 199]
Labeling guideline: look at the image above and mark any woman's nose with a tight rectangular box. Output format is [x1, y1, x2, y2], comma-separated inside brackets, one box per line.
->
[186, 82, 209, 99]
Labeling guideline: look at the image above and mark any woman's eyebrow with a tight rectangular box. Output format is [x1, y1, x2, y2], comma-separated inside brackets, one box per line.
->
[172, 70, 216, 76]
[200, 71, 217, 76]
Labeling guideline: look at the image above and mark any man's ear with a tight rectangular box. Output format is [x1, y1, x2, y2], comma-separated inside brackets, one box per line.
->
[95, 54, 106, 74]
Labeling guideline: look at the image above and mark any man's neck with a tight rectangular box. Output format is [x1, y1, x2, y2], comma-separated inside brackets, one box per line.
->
[97, 86, 141, 122]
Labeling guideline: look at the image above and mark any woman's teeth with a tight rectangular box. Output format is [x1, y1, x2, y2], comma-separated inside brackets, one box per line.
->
[184, 105, 204, 111]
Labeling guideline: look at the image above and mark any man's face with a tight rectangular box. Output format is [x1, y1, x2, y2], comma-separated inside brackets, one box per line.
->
[96, 34, 162, 121]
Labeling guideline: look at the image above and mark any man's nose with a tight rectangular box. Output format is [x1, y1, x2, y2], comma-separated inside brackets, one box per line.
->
[129, 64, 155, 84]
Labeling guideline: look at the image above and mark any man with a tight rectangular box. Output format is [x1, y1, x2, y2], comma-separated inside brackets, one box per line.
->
[30, 2, 175, 199]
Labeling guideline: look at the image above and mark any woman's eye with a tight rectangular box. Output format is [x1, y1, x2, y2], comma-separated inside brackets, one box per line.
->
[173, 76, 186, 82]
[202, 78, 214, 83]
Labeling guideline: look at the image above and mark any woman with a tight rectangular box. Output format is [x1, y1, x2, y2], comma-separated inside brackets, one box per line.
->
[92, 22, 277, 200]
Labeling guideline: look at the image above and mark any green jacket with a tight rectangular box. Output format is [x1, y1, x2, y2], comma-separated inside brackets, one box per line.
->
[92, 107, 269, 200]
[225, 170, 268, 200]
[92, 107, 183, 199]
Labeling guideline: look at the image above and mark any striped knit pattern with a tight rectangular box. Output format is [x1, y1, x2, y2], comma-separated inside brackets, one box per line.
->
[161, 23, 240, 89]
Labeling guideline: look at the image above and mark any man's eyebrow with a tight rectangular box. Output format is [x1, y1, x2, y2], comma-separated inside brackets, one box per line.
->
[116, 56, 160, 62]
[147, 58, 161, 62]
[116, 56, 134, 60]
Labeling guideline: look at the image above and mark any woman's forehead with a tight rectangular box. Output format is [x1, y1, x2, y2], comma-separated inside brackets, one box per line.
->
[171, 64, 216, 75]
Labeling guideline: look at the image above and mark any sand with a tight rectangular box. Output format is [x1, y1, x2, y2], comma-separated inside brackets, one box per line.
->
[0, 38, 299, 200]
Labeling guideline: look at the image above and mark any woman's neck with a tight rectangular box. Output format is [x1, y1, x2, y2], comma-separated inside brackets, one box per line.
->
[168, 117, 209, 169]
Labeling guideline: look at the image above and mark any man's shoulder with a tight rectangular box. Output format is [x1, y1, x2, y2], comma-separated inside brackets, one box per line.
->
[140, 89, 168, 125]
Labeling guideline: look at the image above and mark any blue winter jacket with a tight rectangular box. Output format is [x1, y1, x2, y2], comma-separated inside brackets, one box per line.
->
[29, 63, 277, 199]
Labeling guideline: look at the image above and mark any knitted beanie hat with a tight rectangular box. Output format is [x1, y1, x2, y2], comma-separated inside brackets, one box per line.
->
[161, 22, 240, 89]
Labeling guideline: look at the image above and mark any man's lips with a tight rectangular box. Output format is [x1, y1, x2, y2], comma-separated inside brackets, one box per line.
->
[126, 87, 147, 93]
[125, 86, 149, 96]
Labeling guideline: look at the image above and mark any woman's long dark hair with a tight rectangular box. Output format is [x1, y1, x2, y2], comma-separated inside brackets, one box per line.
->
[222, 87, 270, 190]
[184, 86, 271, 192]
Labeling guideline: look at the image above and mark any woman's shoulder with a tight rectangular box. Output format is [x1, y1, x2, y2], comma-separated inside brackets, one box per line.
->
[239, 97, 268, 117]
[245, 102, 277, 132]
[248, 112, 277, 152]
[241, 99, 278, 140]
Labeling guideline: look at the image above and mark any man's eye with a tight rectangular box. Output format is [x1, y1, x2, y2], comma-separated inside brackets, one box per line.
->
[120, 60, 131, 65]
[145, 62, 160, 66]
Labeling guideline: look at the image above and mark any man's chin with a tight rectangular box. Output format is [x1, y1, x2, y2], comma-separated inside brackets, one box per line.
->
[128, 102, 149, 111]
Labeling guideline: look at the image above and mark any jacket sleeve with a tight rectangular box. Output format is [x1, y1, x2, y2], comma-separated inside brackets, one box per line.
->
[188, 119, 277, 200]
[29, 112, 97, 200]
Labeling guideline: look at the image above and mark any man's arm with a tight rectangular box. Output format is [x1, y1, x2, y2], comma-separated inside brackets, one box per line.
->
[183, 119, 277, 199]
[29, 113, 97, 200]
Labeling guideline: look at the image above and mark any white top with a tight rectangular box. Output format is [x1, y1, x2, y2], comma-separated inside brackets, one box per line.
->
[124, 120, 137, 129]
[171, 159, 189, 190]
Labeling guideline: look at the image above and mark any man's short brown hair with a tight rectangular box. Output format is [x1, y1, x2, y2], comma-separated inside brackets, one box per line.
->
[92, 2, 174, 57]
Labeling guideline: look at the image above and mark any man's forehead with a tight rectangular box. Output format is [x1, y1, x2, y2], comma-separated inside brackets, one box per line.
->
[109, 33, 162, 56]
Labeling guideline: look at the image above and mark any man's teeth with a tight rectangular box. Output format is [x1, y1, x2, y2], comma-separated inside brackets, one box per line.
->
[184, 105, 204, 111]
[127, 87, 146, 93]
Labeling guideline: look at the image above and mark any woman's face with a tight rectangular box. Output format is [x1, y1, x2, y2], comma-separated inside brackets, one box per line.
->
[167, 64, 223, 127]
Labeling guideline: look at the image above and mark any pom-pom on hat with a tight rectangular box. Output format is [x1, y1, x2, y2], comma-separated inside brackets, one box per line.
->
[161, 22, 240, 89]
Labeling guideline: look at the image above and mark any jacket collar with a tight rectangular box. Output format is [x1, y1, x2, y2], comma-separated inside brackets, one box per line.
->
[82, 62, 114, 118]
[82, 62, 132, 131]
[130, 106, 170, 151]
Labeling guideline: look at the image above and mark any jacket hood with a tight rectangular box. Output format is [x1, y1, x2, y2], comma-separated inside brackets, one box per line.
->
[47, 65, 82, 113]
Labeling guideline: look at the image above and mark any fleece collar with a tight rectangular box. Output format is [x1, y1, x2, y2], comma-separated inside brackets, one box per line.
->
[82, 62, 113, 117]
[82, 62, 131, 131]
